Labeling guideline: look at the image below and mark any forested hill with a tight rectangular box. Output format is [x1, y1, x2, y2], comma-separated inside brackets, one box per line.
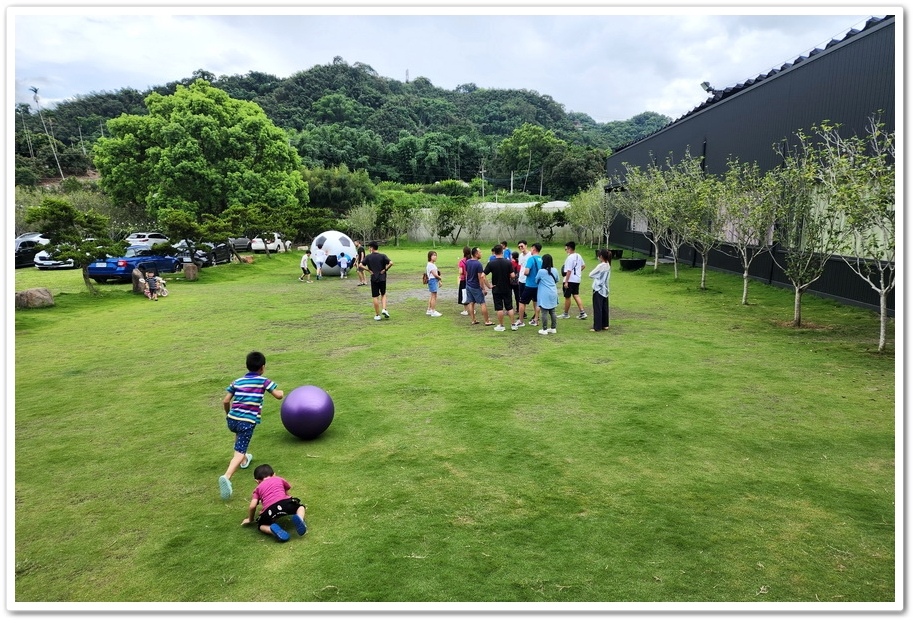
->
[15, 56, 671, 194]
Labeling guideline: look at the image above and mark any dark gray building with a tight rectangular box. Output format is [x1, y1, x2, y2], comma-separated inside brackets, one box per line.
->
[605, 15, 896, 313]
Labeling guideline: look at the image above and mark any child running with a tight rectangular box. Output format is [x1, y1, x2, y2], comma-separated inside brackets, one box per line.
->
[219, 351, 284, 500]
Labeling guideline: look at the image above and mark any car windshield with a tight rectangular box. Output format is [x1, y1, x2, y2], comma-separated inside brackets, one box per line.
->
[124, 247, 150, 258]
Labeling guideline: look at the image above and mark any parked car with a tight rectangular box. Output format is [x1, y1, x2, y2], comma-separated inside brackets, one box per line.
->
[14, 232, 50, 268]
[34, 248, 77, 270]
[251, 233, 289, 253]
[174, 240, 232, 267]
[87, 244, 181, 283]
[34, 238, 103, 270]
[125, 232, 170, 246]
[229, 237, 251, 252]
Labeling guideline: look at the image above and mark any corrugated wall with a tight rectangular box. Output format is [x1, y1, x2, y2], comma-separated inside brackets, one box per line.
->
[605, 16, 896, 314]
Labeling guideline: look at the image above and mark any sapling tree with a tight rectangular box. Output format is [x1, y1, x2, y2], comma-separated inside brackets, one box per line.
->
[656, 150, 701, 280]
[493, 206, 525, 242]
[816, 117, 895, 352]
[461, 201, 487, 244]
[720, 158, 780, 304]
[345, 202, 378, 243]
[769, 130, 845, 327]
[620, 162, 665, 263]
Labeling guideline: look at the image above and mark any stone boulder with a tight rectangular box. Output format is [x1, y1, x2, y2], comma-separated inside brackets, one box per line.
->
[15, 287, 55, 309]
[183, 262, 199, 281]
[131, 268, 146, 294]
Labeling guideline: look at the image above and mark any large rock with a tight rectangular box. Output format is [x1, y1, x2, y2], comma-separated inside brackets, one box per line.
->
[15, 287, 55, 309]
[183, 263, 199, 281]
[131, 268, 146, 294]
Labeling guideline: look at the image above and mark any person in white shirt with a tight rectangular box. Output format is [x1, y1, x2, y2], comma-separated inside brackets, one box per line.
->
[560, 241, 587, 320]
[312, 245, 327, 280]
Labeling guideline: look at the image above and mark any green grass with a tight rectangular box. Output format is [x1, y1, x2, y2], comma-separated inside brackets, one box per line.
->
[12, 243, 897, 606]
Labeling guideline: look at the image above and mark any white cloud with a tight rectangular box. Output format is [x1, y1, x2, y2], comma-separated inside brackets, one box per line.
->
[12, 8, 880, 122]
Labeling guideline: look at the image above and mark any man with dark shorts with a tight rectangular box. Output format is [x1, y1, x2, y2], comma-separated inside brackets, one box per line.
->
[483, 244, 517, 332]
[513, 242, 542, 329]
[561, 241, 587, 319]
[464, 247, 491, 326]
[359, 241, 393, 321]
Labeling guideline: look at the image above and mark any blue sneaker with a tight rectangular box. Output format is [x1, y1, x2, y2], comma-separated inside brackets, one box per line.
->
[270, 523, 290, 542]
[240, 453, 252, 469]
[291, 514, 307, 536]
[218, 475, 232, 500]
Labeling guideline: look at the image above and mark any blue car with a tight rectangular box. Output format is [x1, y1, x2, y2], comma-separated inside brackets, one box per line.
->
[87, 244, 182, 284]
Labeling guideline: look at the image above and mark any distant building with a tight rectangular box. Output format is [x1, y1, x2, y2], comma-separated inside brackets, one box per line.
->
[605, 14, 896, 313]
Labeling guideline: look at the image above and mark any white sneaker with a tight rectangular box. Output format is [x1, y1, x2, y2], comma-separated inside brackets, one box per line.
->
[578, 312, 588, 319]
[240, 453, 252, 469]
[381, 309, 390, 318]
[430, 311, 442, 317]
[529, 319, 538, 326]
[374, 315, 382, 321]
[460, 310, 469, 316]
[538, 329, 549, 335]
[548, 328, 557, 334]
[559, 313, 570, 319]
[512, 320, 523, 328]
[426, 309, 433, 315]
[510, 324, 518, 331]
[493, 324, 506, 332]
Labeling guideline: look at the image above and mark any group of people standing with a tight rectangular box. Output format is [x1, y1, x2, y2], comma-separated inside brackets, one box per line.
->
[300, 240, 369, 285]
[452, 240, 611, 334]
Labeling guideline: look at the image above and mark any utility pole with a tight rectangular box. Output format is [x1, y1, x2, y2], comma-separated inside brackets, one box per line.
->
[510, 171, 514, 195]
[479, 162, 486, 198]
[29, 87, 65, 180]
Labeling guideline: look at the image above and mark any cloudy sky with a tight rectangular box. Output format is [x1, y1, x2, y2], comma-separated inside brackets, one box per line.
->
[11, 5, 882, 123]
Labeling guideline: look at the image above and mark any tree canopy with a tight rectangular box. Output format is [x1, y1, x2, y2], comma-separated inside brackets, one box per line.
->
[17, 59, 672, 199]
[91, 79, 308, 222]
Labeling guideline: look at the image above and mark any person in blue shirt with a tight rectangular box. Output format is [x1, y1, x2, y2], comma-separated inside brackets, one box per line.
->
[535, 254, 560, 335]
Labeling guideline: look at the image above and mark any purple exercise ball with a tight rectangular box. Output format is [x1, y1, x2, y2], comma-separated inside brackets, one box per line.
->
[280, 385, 335, 440]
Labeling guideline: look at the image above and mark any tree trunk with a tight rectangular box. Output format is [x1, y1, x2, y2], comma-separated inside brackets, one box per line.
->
[878, 291, 887, 353]
[793, 287, 803, 327]
[700, 257, 708, 290]
[81, 266, 97, 295]
[742, 268, 750, 305]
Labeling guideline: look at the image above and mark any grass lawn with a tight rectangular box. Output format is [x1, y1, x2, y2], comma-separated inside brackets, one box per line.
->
[10, 242, 898, 610]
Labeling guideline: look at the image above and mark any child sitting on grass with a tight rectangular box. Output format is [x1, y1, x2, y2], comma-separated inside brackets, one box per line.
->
[241, 464, 308, 542]
[141, 269, 164, 301]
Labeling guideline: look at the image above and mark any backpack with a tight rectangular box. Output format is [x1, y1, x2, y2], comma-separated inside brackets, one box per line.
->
[422, 272, 429, 285]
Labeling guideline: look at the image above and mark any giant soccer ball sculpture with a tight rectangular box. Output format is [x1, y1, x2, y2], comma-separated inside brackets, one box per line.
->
[311, 230, 356, 277]
[280, 385, 335, 440]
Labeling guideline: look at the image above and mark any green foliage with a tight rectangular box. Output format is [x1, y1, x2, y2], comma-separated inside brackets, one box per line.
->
[23, 197, 123, 294]
[524, 203, 566, 242]
[92, 79, 308, 222]
[301, 164, 376, 217]
[17, 59, 673, 198]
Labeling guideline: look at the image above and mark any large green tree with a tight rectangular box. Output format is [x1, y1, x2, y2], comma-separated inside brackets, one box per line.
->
[92, 79, 308, 223]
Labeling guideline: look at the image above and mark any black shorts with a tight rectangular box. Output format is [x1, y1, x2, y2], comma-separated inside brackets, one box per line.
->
[371, 280, 387, 298]
[492, 290, 513, 312]
[519, 286, 538, 305]
[563, 282, 581, 297]
[256, 497, 303, 527]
